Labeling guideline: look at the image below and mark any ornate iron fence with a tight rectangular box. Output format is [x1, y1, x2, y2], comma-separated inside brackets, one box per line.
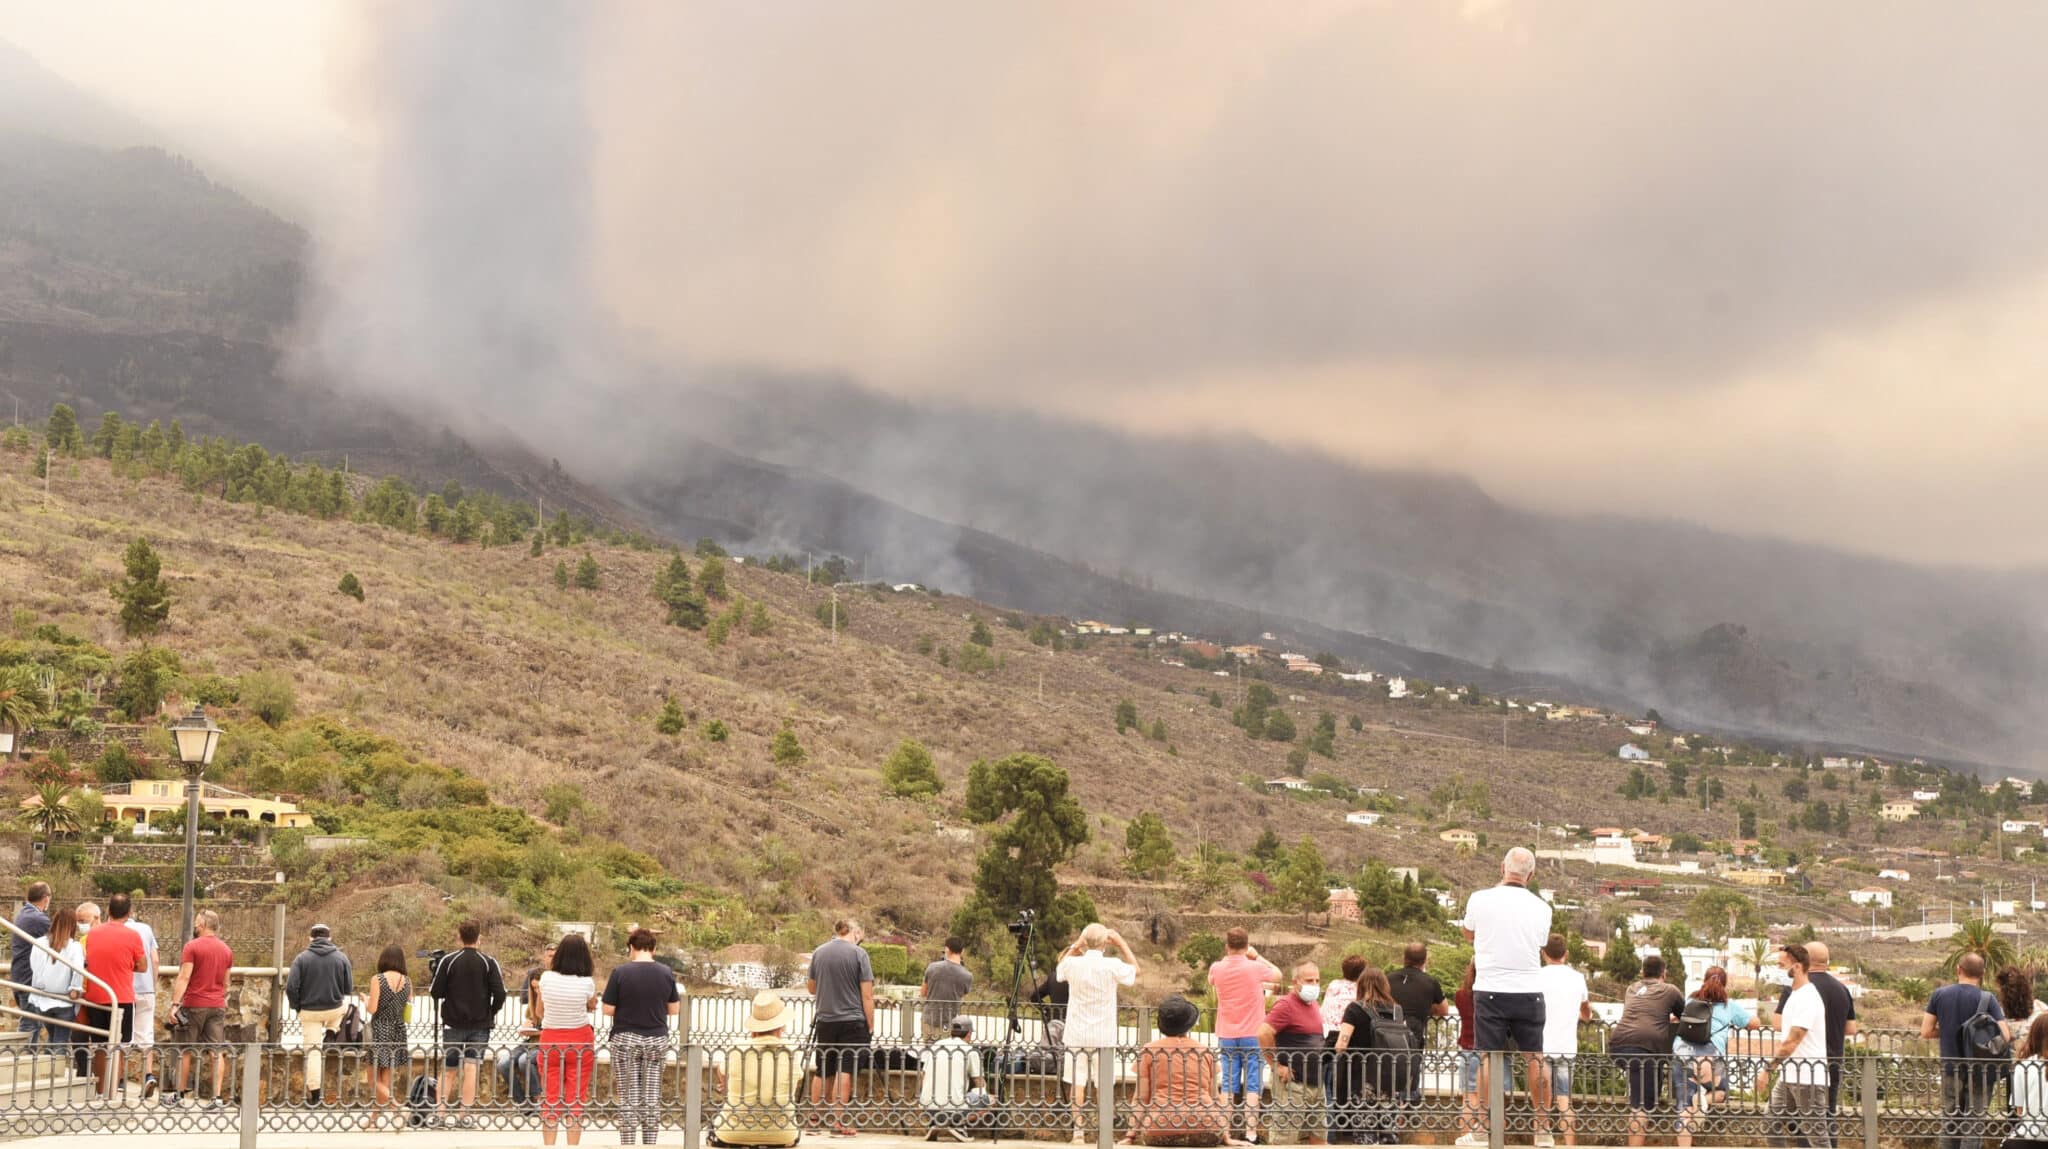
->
[0, 1027, 2024, 1148]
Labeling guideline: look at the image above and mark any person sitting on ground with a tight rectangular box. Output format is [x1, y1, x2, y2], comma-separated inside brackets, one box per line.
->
[920, 1016, 991, 1141]
[1124, 995, 1241, 1148]
[712, 990, 801, 1148]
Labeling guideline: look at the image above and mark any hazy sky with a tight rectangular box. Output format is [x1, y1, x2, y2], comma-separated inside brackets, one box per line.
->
[6, 1, 2046, 565]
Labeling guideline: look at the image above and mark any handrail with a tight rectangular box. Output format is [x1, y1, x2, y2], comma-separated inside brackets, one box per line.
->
[0, 913, 118, 1035]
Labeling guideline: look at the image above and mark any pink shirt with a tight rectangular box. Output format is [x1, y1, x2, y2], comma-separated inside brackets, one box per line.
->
[1208, 954, 1279, 1039]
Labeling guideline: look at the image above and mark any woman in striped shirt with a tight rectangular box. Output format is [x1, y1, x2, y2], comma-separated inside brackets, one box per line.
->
[538, 933, 600, 1146]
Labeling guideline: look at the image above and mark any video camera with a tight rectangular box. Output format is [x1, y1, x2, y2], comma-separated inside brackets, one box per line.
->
[418, 947, 449, 979]
[1005, 909, 1035, 939]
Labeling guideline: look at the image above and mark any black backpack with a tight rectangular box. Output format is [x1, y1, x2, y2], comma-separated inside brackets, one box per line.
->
[1677, 997, 1716, 1046]
[406, 1074, 438, 1126]
[1364, 1003, 1416, 1054]
[1963, 990, 2012, 1061]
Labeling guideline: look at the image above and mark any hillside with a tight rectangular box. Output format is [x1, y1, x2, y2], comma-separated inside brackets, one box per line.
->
[10, 441, 2048, 1007]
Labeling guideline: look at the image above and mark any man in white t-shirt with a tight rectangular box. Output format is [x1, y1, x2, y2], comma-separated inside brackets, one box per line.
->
[1462, 847, 1553, 1145]
[1762, 943, 1830, 1148]
[920, 1017, 990, 1140]
[127, 911, 161, 1099]
[1056, 923, 1138, 1144]
[1534, 934, 1591, 1147]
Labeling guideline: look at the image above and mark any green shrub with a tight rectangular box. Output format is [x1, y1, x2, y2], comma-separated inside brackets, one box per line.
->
[703, 720, 729, 743]
[772, 725, 806, 766]
[91, 869, 152, 897]
[94, 744, 150, 785]
[337, 573, 365, 601]
[861, 943, 911, 985]
[882, 740, 941, 798]
[240, 670, 296, 728]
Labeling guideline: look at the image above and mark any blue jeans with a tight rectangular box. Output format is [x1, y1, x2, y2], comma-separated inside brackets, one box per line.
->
[19, 1003, 74, 1049]
[496, 1044, 540, 1102]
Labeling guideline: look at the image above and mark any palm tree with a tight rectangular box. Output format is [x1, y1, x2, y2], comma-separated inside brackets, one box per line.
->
[1944, 919, 2018, 976]
[24, 783, 81, 842]
[1744, 937, 1773, 991]
[0, 666, 48, 760]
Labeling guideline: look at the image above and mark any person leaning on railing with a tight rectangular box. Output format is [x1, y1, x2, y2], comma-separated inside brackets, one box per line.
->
[537, 932, 600, 1147]
[604, 927, 681, 1148]
[711, 990, 801, 1148]
[1672, 966, 1757, 1149]
[23, 906, 83, 1049]
[1124, 994, 1240, 1148]
[1758, 944, 1830, 1149]
[2008, 1014, 2048, 1149]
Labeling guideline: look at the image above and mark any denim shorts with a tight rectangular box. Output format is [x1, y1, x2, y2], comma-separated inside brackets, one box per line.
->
[1673, 1041, 1725, 1115]
[443, 1026, 492, 1067]
[1458, 1050, 1482, 1094]
[1547, 1057, 1574, 1098]
[1218, 1036, 1263, 1095]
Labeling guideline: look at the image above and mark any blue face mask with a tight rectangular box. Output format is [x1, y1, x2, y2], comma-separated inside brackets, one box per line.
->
[1299, 984, 1322, 1003]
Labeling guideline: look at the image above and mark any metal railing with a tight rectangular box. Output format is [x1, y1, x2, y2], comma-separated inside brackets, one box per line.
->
[0, 1030, 2025, 1147]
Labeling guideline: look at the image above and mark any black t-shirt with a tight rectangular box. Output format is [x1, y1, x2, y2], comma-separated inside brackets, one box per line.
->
[603, 961, 680, 1037]
[1386, 967, 1444, 1044]
[1778, 971, 1857, 1059]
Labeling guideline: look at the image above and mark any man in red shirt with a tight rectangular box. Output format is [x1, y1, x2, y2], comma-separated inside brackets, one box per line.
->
[80, 893, 149, 1095]
[1209, 927, 1281, 1142]
[165, 909, 233, 1108]
[1260, 962, 1330, 1145]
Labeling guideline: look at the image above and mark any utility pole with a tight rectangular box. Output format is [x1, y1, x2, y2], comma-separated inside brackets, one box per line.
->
[831, 584, 840, 645]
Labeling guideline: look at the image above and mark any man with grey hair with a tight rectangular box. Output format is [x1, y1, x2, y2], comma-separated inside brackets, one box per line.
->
[1057, 923, 1138, 1144]
[1460, 848, 1551, 1147]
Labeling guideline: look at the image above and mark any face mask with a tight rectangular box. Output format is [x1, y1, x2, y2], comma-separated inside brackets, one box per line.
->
[1299, 984, 1322, 1003]
[76, 923, 90, 936]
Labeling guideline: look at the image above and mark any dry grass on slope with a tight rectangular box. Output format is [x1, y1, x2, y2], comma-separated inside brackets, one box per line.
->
[0, 454, 1705, 936]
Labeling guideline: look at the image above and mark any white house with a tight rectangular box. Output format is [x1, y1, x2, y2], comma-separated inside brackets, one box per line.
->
[1625, 911, 1655, 932]
[1912, 790, 1942, 802]
[1387, 677, 1410, 700]
[2005, 821, 2043, 834]
[1677, 946, 1723, 988]
[1390, 866, 1420, 884]
[1994, 900, 2018, 918]
[1592, 836, 1638, 866]
[1848, 888, 1893, 908]
[1339, 671, 1376, 683]
[1618, 743, 1651, 761]
[1345, 811, 1384, 827]
[1877, 869, 1911, 881]
[1265, 777, 1312, 792]
[1625, 724, 1657, 736]
[1881, 801, 1920, 822]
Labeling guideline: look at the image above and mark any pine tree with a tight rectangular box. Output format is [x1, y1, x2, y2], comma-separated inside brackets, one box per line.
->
[948, 753, 1094, 967]
[553, 560, 570, 590]
[337, 572, 365, 601]
[656, 697, 687, 735]
[1123, 812, 1177, 878]
[697, 555, 729, 601]
[90, 411, 125, 458]
[772, 724, 806, 767]
[1274, 837, 1330, 914]
[882, 739, 942, 798]
[1148, 717, 1167, 742]
[747, 602, 772, 636]
[1114, 699, 1138, 734]
[655, 554, 706, 629]
[1264, 709, 1297, 742]
[574, 552, 600, 590]
[529, 532, 544, 557]
[44, 403, 81, 455]
[968, 617, 994, 648]
[111, 537, 172, 640]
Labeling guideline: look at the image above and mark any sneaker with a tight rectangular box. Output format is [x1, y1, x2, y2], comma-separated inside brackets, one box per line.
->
[1535, 1135, 1556, 1148]
[308, 1088, 322, 1106]
[160, 1092, 184, 1108]
[452, 1116, 475, 1130]
[141, 1074, 159, 1100]
[1454, 1135, 1485, 1148]
[203, 1097, 226, 1110]
[949, 1128, 973, 1143]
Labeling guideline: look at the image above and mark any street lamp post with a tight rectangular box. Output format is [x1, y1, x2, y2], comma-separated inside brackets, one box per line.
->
[168, 706, 221, 945]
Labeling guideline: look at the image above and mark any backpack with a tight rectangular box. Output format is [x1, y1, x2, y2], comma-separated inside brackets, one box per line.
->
[1677, 998, 1716, 1046]
[406, 1074, 438, 1126]
[1364, 1003, 1416, 1054]
[1963, 990, 2012, 1061]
